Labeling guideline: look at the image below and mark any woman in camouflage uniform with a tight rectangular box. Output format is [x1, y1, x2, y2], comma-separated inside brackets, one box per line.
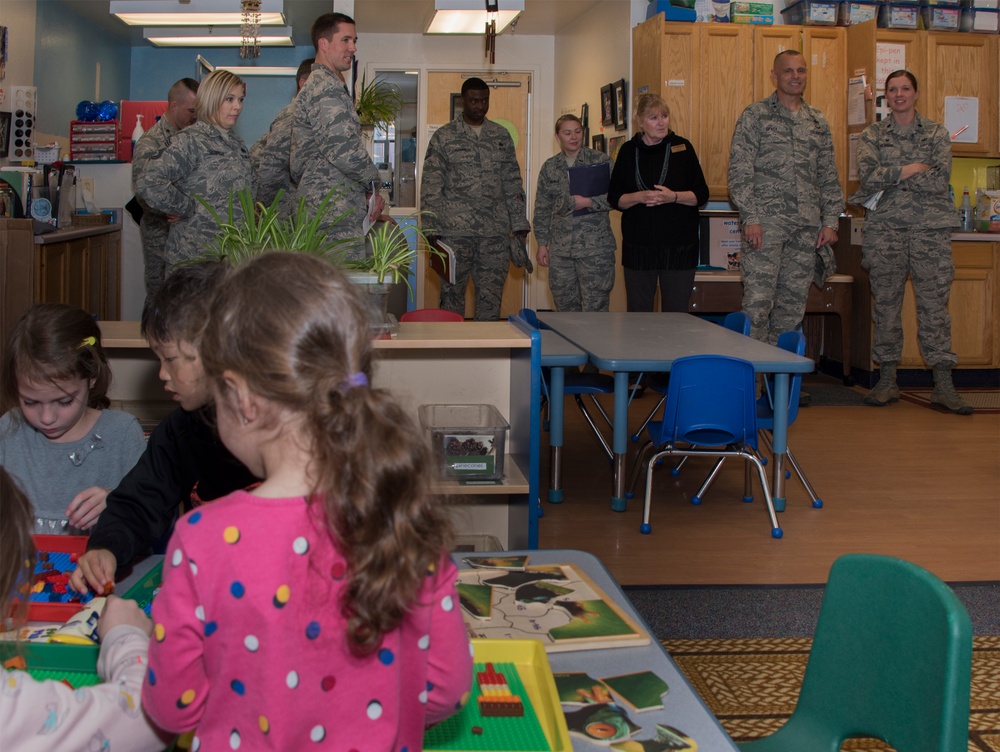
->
[853, 70, 971, 415]
[533, 115, 617, 312]
[137, 70, 253, 270]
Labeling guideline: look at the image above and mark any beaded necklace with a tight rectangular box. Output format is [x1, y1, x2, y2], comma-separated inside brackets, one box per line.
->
[635, 136, 670, 191]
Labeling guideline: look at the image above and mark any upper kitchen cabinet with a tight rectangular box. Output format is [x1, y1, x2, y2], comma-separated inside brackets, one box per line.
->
[633, 16, 753, 200]
[633, 16, 847, 201]
[923, 32, 999, 157]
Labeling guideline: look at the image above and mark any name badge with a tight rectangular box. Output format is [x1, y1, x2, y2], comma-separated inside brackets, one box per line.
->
[671, 144, 687, 153]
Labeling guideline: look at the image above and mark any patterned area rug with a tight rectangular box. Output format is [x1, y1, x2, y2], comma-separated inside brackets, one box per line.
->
[663, 635, 1000, 751]
[899, 389, 1000, 414]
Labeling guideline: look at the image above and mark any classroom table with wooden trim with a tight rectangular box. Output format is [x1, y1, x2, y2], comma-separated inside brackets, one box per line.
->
[538, 312, 815, 513]
[457, 548, 740, 751]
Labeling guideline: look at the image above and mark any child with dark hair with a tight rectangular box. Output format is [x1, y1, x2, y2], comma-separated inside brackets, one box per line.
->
[1, 304, 145, 533]
[142, 252, 472, 749]
[0, 468, 171, 751]
[71, 262, 259, 593]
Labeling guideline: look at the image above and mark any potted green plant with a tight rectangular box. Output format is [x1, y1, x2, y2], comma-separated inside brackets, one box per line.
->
[345, 211, 445, 327]
[355, 73, 404, 132]
[194, 186, 355, 265]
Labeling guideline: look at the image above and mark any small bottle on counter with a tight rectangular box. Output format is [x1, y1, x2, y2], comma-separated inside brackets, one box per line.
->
[958, 186, 974, 233]
[131, 114, 144, 160]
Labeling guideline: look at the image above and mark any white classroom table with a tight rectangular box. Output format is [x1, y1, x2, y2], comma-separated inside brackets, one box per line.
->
[457, 549, 739, 751]
[538, 312, 814, 513]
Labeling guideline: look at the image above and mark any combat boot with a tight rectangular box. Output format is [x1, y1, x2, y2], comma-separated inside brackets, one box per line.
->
[930, 364, 973, 415]
[863, 362, 899, 406]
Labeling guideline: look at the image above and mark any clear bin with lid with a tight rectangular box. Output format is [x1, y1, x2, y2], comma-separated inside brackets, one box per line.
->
[879, 2, 920, 27]
[419, 404, 510, 481]
[781, 0, 840, 23]
[838, 0, 880, 23]
[920, 4, 962, 28]
[960, 5, 999, 29]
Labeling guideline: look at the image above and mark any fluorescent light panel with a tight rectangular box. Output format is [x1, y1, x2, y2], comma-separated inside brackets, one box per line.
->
[144, 26, 292, 47]
[112, 0, 285, 26]
[426, 0, 524, 34]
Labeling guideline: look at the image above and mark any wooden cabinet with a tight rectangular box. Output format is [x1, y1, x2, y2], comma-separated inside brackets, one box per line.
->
[633, 17, 753, 199]
[923, 33, 999, 157]
[0, 219, 121, 347]
[35, 229, 121, 320]
[371, 321, 541, 549]
[899, 241, 998, 367]
[633, 16, 847, 201]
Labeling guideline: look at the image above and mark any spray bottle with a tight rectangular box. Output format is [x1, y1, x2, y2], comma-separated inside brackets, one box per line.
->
[131, 114, 144, 160]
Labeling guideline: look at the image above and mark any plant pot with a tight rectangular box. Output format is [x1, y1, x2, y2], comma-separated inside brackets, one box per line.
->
[346, 272, 398, 336]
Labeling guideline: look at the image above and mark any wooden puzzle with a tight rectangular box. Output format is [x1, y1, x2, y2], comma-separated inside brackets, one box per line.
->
[456, 562, 650, 653]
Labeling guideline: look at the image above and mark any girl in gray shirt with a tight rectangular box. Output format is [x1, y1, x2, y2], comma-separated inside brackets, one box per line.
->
[1, 304, 145, 533]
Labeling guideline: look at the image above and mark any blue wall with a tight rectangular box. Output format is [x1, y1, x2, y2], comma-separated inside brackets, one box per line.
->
[130, 45, 315, 147]
[34, 2, 132, 138]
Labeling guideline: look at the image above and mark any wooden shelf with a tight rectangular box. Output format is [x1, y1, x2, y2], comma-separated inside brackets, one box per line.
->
[430, 454, 530, 495]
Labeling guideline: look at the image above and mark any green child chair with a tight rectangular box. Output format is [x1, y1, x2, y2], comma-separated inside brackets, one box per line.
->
[739, 553, 972, 752]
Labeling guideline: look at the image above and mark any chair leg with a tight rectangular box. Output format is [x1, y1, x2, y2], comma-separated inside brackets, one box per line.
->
[690, 457, 726, 505]
[786, 446, 824, 509]
[761, 430, 823, 509]
[587, 394, 613, 430]
[641, 447, 671, 534]
[743, 448, 782, 538]
[743, 460, 754, 503]
[670, 455, 687, 476]
[627, 440, 655, 498]
[630, 395, 666, 442]
[574, 395, 613, 461]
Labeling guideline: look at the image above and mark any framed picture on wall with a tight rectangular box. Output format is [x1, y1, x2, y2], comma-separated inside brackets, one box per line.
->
[600, 84, 614, 126]
[608, 135, 626, 161]
[613, 79, 628, 130]
[592, 134, 605, 152]
[450, 93, 463, 122]
[580, 102, 589, 129]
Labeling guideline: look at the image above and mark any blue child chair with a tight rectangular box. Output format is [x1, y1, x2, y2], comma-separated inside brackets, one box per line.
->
[629, 354, 782, 538]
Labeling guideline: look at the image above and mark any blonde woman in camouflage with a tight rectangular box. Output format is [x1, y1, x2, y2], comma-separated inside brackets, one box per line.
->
[136, 70, 253, 270]
[533, 115, 616, 312]
[852, 70, 971, 415]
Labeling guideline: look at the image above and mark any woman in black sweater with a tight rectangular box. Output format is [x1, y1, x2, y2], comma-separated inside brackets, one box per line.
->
[609, 93, 709, 311]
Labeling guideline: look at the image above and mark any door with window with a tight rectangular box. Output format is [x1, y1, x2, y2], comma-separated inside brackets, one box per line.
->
[422, 71, 531, 318]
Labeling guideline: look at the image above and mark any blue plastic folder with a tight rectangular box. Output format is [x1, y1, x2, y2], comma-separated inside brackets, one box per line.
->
[568, 163, 611, 217]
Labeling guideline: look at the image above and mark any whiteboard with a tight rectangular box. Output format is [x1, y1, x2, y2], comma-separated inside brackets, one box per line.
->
[944, 97, 978, 144]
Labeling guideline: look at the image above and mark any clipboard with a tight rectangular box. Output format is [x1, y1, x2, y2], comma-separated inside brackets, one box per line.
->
[568, 163, 610, 217]
[429, 238, 456, 284]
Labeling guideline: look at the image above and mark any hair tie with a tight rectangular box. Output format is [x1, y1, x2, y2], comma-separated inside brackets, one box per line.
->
[77, 336, 97, 349]
[340, 372, 368, 392]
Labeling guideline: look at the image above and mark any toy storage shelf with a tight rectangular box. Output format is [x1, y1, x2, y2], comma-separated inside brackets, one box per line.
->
[373, 321, 540, 549]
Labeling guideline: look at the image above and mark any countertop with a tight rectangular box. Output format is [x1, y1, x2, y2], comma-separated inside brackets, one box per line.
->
[952, 232, 1000, 242]
[33, 216, 122, 244]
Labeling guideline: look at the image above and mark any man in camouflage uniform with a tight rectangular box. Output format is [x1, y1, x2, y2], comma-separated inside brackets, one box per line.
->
[290, 12, 383, 260]
[132, 78, 198, 301]
[250, 58, 313, 215]
[728, 51, 842, 344]
[421, 78, 530, 321]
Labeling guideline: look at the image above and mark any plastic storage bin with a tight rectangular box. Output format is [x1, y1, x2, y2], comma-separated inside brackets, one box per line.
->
[920, 3, 962, 27]
[961, 5, 1000, 28]
[781, 0, 840, 23]
[839, 0, 881, 23]
[879, 2, 920, 26]
[419, 404, 510, 481]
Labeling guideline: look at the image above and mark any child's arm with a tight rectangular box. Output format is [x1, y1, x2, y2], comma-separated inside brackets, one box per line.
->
[0, 598, 170, 752]
[422, 555, 474, 724]
[142, 530, 210, 733]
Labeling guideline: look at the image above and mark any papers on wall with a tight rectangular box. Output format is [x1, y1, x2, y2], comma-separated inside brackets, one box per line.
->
[874, 43, 905, 94]
[848, 76, 867, 127]
[944, 97, 979, 144]
[849, 133, 861, 182]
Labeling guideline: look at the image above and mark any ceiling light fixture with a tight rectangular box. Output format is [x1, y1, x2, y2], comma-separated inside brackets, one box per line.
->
[111, 0, 285, 27]
[426, 0, 524, 35]
[144, 26, 292, 47]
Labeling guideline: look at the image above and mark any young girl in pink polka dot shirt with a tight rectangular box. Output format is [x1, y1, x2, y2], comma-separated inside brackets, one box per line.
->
[141, 253, 473, 749]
